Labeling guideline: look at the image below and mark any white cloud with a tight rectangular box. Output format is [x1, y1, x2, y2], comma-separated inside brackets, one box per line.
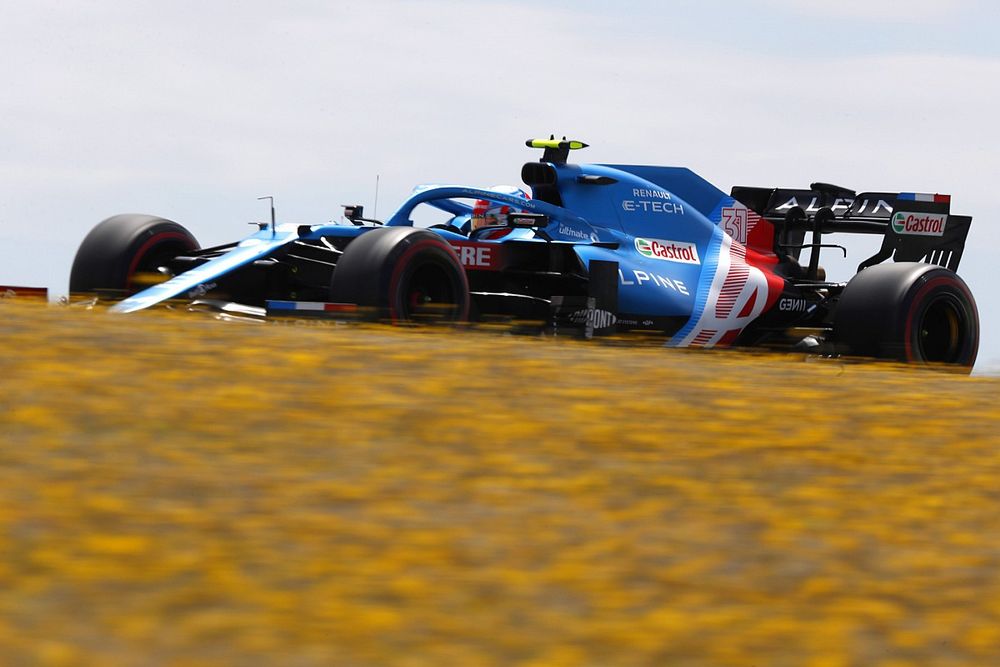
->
[758, 0, 982, 21]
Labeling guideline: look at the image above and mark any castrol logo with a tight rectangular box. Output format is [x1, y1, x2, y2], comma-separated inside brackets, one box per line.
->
[634, 237, 701, 265]
[891, 212, 947, 237]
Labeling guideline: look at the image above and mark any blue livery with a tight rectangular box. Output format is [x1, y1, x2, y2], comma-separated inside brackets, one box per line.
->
[70, 138, 979, 368]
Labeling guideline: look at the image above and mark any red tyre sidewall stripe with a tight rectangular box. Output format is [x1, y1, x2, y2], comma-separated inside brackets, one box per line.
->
[387, 238, 469, 323]
[125, 231, 191, 291]
[903, 275, 978, 363]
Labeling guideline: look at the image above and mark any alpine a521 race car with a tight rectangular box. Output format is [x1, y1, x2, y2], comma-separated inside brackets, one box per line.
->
[70, 138, 980, 369]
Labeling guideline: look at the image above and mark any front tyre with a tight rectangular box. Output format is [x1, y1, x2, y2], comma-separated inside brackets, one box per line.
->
[69, 214, 200, 297]
[329, 227, 470, 323]
[833, 262, 979, 369]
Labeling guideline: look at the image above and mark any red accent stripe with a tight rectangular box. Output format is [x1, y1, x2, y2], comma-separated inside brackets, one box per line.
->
[715, 240, 751, 316]
[691, 330, 717, 347]
[323, 303, 357, 312]
[737, 288, 758, 319]
[935, 194, 951, 204]
[718, 329, 742, 347]
[716, 266, 749, 318]
[0, 286, 48, 299]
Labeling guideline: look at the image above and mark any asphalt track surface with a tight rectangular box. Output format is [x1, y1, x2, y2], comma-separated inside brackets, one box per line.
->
[2, 300, 1000, 665]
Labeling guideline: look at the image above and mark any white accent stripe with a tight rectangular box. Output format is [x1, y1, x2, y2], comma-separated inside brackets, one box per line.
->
[676, 234, 770, 348]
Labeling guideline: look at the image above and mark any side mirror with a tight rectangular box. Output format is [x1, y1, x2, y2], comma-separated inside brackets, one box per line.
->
[508, 212, 549, 228]
[343, 204, 364, 223]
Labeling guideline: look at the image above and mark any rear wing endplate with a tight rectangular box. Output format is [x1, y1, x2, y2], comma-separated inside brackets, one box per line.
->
[858, 213, 971, 272]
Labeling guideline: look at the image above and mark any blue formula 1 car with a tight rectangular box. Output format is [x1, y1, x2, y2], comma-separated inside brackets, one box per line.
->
[69, 138, 980, 369]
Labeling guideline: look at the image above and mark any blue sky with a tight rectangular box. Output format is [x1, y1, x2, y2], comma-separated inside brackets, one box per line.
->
[2, 0, 998, 368]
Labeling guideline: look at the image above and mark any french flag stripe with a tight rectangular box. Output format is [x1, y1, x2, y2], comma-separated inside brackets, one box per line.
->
[324, 303, 358, 312]
[267, 300, 356, 312]
[899, 192, 950, 203]
[267, 300, 301, 310]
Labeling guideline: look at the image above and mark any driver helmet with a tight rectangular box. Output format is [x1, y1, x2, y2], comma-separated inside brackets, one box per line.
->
[471, 186, 530, 231]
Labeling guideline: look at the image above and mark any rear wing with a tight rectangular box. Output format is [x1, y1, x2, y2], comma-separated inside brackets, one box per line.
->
[731, 183, 972, 274]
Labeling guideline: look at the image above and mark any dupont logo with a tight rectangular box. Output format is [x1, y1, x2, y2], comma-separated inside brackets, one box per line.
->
[892, 212, 947, 237]
[634, 237, 701, 265]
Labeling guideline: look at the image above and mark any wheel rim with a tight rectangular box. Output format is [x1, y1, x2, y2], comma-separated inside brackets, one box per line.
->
[400, 262, 462, 321]
[127, 251, 174, 291]
[916, 295, 966, 363]
[125, 232, 193, 293]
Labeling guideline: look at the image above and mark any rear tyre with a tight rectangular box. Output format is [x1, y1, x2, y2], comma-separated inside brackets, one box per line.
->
[833, 262, 979, 369]
[69, 214, 200, 296]
[329, 227, 469, 322]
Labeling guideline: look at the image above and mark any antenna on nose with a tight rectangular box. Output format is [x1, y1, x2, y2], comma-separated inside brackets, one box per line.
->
[258, 196, 276, 237]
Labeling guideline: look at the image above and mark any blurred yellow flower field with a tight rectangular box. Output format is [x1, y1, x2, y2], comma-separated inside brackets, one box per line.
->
[1, 300, 999, 665]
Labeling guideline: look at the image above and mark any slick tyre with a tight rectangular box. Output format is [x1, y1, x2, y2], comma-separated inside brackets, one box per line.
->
[329, 227, 470, 323]
[833, 262, 979, 369]
[69, 214, 200, 297]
